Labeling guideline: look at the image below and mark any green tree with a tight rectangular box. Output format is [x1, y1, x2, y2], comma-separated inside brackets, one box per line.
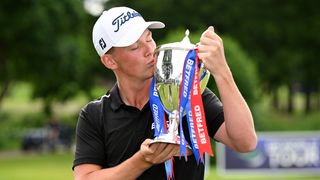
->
[0, 0, 104, 114]
[221, 0, 320, 113]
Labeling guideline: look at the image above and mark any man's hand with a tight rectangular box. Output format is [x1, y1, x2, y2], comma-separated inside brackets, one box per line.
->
[197, 26, 229, 77]
[139, 139, 194, 165]
[139, 139, 179, 165]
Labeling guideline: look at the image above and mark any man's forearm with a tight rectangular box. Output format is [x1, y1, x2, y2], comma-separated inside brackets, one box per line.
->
[75, 151, 152, 180]
[214, 69, 257, 152]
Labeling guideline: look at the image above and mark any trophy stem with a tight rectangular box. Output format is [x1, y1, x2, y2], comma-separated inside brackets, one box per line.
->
[167, 110, 179, 138]
[152, 110, 180, 144]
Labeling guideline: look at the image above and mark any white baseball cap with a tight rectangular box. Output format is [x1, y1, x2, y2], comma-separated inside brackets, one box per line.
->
[92, 6, 165, 56]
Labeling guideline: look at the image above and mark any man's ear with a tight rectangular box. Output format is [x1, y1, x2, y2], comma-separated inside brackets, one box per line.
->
[100, 54, 118, 70]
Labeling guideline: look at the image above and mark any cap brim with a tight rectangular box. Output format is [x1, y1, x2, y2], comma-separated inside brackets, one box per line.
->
[114, 21, 165, 47]
[147, 21, 165, 29]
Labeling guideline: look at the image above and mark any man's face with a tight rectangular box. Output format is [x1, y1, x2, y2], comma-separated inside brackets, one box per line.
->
[110, 29, 157, 81]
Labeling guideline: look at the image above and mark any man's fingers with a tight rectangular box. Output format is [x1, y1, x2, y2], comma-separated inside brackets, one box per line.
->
[208, 26, 214, 32]
[201, 26, 222, 44]
[152, 143, 168, 154]
[153, 143, 179, 162]
[141, 142, 196, 165]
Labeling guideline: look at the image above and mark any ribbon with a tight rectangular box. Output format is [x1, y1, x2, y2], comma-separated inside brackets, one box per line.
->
[178, 50, 197, 160]
[185, 98, 201, 163]
[149, 79, 167, 137]
[190, 49, 213, 161]
[164, 157, 174, 180]
[150, 78, 173, 180]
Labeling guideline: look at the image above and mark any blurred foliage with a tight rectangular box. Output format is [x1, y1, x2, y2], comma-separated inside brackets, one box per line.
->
[0, 112, 46, 149]
[0, 0, 109, 115]
[0, 109, 77, 150]
[1, 0, 320, 117]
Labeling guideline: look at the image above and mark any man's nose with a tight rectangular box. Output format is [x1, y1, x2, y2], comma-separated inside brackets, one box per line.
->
[143, 42, 155, 57]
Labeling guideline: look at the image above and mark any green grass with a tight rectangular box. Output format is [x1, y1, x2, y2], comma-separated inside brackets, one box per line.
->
[205, 168, 320, 180]
[0, 152, 74, 180]
[0, 152, 318, 180]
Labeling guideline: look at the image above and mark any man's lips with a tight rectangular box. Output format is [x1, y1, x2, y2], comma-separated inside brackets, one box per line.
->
[147, 59, 155, 66]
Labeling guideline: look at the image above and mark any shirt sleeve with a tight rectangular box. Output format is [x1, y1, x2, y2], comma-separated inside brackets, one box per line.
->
[202, 88, 224, 138]
[73, 102, 106, 169]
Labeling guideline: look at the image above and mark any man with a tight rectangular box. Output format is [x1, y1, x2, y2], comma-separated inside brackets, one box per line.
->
[73, 6, 257, 180]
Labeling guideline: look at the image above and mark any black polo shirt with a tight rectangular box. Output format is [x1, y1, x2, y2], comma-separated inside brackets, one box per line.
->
[73, 84, 224, 180]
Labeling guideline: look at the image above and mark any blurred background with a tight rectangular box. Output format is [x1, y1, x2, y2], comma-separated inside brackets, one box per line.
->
[0, 0, 319, 179]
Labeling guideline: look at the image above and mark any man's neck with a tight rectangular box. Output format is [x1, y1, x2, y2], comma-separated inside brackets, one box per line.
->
[117, 78, 152, 110]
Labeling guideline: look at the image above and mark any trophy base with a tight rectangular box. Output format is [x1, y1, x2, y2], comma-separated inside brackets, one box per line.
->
[151, 133, 180, 145]
[150, 134, 192, 150]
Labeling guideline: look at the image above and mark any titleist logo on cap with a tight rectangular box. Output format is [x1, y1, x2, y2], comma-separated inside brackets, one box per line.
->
[112, 11, 141, 32]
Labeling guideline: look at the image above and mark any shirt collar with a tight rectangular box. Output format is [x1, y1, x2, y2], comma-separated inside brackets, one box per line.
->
[108, 83, 124, 111]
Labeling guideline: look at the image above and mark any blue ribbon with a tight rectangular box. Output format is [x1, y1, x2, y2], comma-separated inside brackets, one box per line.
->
[150, 78, 173, 180]
[178, 49, 197, 159]
[164, 158, 174, 180]
[199, 64, 207, 81]
[149, 78, 166, 137]
[185, 99, 201, 164]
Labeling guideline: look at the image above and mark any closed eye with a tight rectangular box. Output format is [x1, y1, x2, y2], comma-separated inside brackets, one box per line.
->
[146, 31, 153, 42]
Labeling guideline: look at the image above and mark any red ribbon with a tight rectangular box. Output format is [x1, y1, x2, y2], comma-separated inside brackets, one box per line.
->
[190, 50, 213, 160]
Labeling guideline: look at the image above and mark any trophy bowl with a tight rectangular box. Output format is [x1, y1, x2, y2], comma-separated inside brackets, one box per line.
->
[151, 30, 210, 145]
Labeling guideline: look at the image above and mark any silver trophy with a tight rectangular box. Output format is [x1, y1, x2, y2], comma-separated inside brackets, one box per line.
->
[152, 30, 210, 144]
